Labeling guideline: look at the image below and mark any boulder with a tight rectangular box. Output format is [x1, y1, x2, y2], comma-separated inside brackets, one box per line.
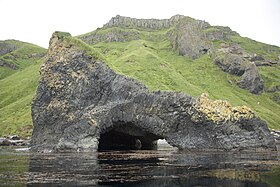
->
[214, 53, 248, 76]
[238, 63, 264, 94]
[30, 32, 276, 152]
[214, 45, 264, 94]
[168, 18, 211, 59]
[0, 138, 11, 146]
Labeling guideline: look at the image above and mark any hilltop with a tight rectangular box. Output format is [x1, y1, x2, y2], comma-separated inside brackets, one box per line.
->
[78, 15, 280, 130]
[0, 15, 280, 137]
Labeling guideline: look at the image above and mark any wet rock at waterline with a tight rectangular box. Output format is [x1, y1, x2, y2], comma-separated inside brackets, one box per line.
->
[30, 32, 276, 152]
[0, 135, 30, 146]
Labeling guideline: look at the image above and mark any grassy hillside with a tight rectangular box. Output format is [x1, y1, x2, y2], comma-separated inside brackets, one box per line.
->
[0, 40, 46, 79]
[0, 18, 279, 137]
[0, 62, 42, 137]
[0, 40, 46, 137]
[88, 27, 280, 130]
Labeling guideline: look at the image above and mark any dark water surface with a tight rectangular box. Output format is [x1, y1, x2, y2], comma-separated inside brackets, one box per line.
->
[0, 144, 280, 187]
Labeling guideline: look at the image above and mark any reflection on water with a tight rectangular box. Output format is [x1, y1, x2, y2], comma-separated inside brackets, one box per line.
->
[0, 145, 279, 187]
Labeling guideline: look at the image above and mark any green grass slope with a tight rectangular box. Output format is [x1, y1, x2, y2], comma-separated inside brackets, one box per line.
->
[88, 27, 280, 130]
[0, 40, 46, 137]
[0, 22, 279, 137]
[0, 62, 42, 137]
[0, 40, 46, 79]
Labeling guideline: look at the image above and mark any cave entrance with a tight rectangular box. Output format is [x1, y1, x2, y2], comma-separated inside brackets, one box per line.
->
[98, 123, 162, 151]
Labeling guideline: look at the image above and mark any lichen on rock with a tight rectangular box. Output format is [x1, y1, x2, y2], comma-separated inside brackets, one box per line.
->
[190, 93, 255, 124]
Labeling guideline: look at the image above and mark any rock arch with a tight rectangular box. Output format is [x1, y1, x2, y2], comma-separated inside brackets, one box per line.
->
[30, 32, 276, 152]
[98, 122, 160, 151]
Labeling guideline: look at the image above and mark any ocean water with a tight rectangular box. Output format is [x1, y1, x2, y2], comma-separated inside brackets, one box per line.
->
[0, 142, 279, 187]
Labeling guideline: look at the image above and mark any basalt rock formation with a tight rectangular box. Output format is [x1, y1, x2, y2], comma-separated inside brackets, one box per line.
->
[168, 17, 211, 59]
[214, 44, 264, 94]
[30, 32, 276, 152]
[238, 63, 264, 94]
[103, 15, 186, 29]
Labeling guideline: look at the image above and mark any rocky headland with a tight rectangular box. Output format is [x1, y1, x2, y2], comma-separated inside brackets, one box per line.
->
[30, 31, 276, 152]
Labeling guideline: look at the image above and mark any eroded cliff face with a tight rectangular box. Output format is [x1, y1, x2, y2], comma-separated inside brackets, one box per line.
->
[31, 32, 276, 152]
[103, 15, 186, 29]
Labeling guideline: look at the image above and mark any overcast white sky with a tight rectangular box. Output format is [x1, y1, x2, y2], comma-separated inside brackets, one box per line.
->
[0, 0, 279, 48]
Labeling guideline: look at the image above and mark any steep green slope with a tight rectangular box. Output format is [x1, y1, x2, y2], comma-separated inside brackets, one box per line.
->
[0, 62, 42, 137]
[85, 24, 280, 130]
[0, 15, 279, 137]
[0, 40, 46, 137]
[0, 40, 46, 79]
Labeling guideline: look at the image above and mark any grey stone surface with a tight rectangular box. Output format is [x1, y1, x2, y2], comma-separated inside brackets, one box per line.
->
[204, 26, 239, 41]
[214, 53, 248, 76]
[239, 63, 264, 94]
[214, 44, 264, 94]
[168, 18, 211, 59]
[103, 15, 186, 29]
[0, 41, 16, 56]
[30, 32, 276, 152]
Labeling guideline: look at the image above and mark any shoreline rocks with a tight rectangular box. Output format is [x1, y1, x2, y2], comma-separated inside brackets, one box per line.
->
[271, 129, 280, 141]
[0, 135, 30, 146]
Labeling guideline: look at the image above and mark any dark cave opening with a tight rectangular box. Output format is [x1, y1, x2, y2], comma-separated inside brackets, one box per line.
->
[98, 123, 161, 151]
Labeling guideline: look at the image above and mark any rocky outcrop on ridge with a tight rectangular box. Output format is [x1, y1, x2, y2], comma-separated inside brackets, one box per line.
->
[214, 53, 248, 76]
[214, 44, 264, 94]
[204, 26, 239, 41]
[0, 41, 17, 56]
[103, 15, 186, 29]
[0, 40, 46, 71]
[238, 63, 264, 94]
[0, 41, 18, 69]
[81, 15, 236, 59]
[80, 15, 187, 45]
[168, 18, 212, 59]
[30, 32, 276, 152]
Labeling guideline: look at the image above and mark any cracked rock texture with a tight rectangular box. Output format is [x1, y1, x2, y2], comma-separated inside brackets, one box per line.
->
[214, 44, 264, 94]
[30, 32, 276, 152]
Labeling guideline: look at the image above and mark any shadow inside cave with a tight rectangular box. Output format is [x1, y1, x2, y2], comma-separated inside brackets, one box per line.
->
[98, 122, 163, 151]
